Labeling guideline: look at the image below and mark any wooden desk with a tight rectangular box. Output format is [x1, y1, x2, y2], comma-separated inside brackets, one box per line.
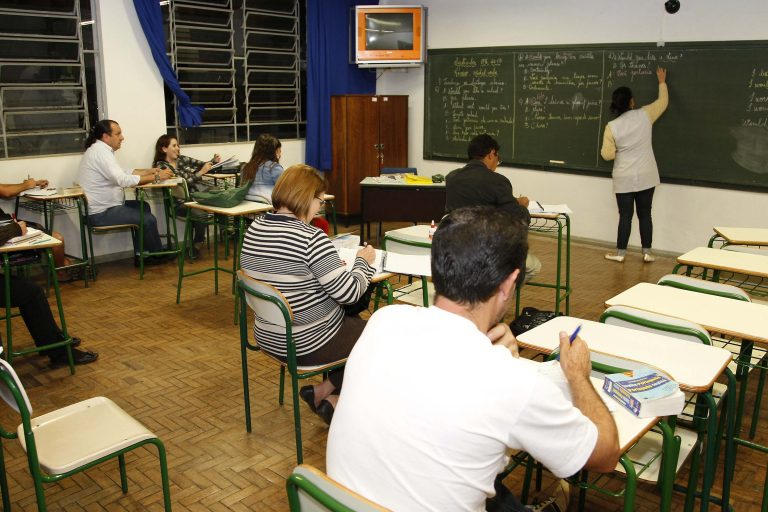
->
[359, 177, 446, 241]
[519, 316, 734, 512]
[177, 201, 272, 304]
[711, 226, 768, 247]
[136, 180, 183, 279]
[0, 233, 74, 373]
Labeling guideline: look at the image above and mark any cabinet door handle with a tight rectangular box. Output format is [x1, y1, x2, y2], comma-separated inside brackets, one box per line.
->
[373, 143, 380, 149]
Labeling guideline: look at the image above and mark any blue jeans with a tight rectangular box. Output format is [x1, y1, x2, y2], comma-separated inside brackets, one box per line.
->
[89, 200, 163, 254]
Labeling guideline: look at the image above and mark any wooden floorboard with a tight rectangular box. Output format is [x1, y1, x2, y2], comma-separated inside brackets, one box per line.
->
[0, 223, 764, 511]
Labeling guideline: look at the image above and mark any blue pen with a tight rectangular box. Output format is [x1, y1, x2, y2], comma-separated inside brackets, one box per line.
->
[556, 324, 582, 360]
[569, 324, 583, 344]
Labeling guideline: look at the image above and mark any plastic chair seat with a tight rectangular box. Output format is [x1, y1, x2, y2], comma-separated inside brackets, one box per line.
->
[258, 348, 346, 374]
[17, 396, 156, 475]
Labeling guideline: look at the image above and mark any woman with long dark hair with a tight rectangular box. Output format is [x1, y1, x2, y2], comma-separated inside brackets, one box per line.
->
[601, 67, 668, 263]
[241, 133, 283, 203]
[153, 134, 220, 259]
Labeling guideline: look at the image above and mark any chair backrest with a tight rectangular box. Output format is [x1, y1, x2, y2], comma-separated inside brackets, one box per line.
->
[379, 167, 416, 175]
[657, 274, 751, 302]
[236, 270, 293, 329]
[0, 358, 33, 416]
[600, 305, 712, 346]
[382, 235, 431, 256]
[286, 465, 390, 512]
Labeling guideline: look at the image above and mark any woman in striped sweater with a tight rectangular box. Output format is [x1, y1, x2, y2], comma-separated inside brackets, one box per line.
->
[240, 164, 376, 424]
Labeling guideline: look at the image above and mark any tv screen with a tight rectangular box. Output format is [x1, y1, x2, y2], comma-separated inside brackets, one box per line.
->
[364, 13, 414, 51]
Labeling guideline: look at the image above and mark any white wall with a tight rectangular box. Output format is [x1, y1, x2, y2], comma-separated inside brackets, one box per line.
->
[377, 0, 768, 253]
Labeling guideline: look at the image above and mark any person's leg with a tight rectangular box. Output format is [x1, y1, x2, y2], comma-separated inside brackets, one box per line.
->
[0, 275, 99, 364]
[635, 187, 655, 252]
[90, 202, 163, 253]
[296, 315, 367, 396]
[125, 200, 163, 253]
[524, 253, 542, 283]
[615, 192, 635, 252]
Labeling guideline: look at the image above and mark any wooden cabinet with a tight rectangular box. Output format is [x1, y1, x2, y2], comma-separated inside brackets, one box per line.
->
[328, 94, 408, 216]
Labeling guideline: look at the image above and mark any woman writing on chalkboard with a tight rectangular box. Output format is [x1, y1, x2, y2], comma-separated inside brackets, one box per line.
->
[601, 67, 668, 263]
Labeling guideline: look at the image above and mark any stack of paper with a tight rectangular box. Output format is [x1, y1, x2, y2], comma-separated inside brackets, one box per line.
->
[527, 201, 573, 214]
[21, 187, 58, 197]
[4, 227, 45, 246]
[210, 156, 239, 170]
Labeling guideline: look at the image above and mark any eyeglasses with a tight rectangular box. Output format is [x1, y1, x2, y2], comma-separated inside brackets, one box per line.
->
[495, 152, 503, 165]
[316, 197, 326, 206]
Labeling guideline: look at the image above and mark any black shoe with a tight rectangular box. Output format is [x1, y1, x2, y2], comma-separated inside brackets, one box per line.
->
[50, 348, 99, 367]
[299, 385, 317, 413]
[316, 400, 335, 426]
[70, 337, 81, 348]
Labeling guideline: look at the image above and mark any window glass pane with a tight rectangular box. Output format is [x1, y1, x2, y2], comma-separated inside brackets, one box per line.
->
[5, 111, 85, 133]
[245, 31, 296, 51]
[245, 0, 296, 14]
[175, 26, 232, 47]
[0, 13, 78, 38]
[187, 89, 234, 105]
[82, 23, 93, 50]
[7, 132, 85, 158]
[247, 88, 296, 106]
[178, 68, 234, 85]
[3, 87, 83, 109]
[0, 38, 80, 61]
[0, 0, 75, 15]
[176, 47, 233, 66]
[245, 50, 295, 69]
[246, 69, 297, 87]
[244, 12, 296, 33]
[175, 5, 231, 26]
[177, 125, 235, 145]
[0, 64, 81, 85]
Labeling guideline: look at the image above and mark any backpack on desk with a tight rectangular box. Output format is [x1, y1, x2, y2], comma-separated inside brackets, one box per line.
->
[192, 180, 252, 208]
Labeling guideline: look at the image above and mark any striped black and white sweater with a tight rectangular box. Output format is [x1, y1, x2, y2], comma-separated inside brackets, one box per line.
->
[240, 213, 374, 357]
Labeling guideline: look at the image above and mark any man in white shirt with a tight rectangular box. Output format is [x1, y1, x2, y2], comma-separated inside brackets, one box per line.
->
[77, 120, 173, 262]
[327, 206, 619, 512]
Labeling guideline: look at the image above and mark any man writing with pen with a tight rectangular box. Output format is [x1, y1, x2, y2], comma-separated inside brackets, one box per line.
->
[327, 206, 619, 512]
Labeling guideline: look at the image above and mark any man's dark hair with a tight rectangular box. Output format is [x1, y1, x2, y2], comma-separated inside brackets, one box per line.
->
[467, 133, 500, 160]
[431, 206, 528, 305]
[84, 119, 116, 149]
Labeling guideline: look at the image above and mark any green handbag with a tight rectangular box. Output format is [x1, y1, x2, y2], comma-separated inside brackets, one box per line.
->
[192, 180, 252, 208]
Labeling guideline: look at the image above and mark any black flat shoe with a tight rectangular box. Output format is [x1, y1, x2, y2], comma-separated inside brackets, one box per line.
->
[299, 385, 317, 413]
[316, 400, 335, 426]
[69, 337, 81, 348]
[50, 348, 99, 367]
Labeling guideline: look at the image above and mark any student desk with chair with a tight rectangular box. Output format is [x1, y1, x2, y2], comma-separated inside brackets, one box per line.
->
[176, 200, 273, 304]
[0, 233, 75, 374]
[14, 187, 90, 283]
[675, 245, 768, 299]
[709, 227, 768, 249]
[605, 282, 768, 510]
[135, 180, 183, 279]
[517, 315, 734, 512]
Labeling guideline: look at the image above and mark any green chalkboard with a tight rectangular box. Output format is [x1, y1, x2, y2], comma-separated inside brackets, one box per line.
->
[424, 42, 768, 191]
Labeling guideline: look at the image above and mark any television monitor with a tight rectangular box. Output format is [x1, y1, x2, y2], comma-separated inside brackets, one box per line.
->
[353, 5, 426, 68]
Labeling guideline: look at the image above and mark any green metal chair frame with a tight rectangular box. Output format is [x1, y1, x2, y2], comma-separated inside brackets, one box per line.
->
[78, 194, 138, 282]
[286, 464, 390, 512]
[380, 235, 432, 307]
[0, 358, 172, 511]
[599, 305, 739, 512]
[236, 270, 347, 464]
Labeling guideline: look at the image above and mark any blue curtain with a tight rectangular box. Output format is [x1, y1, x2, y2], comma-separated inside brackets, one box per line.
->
[132, 0, 204, 128]
[306, 0, 378, 170]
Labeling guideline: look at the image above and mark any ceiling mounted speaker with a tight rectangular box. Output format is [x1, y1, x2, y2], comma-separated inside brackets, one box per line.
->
[665, 0, 681, 14]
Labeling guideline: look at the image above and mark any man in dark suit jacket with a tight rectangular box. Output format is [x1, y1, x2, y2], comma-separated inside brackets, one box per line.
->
[445, 134, 541, 281]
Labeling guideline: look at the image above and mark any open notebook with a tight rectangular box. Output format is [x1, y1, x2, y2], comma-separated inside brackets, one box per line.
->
[337, 247, 431, 277]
